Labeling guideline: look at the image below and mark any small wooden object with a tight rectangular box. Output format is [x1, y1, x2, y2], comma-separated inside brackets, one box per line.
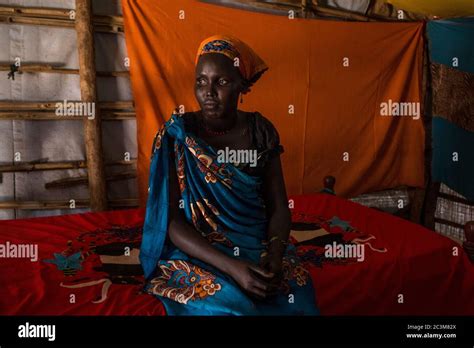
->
[321, 175, 336, 195]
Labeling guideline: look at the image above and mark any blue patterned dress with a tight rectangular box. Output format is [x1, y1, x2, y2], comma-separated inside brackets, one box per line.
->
[140, 110, 319, 315]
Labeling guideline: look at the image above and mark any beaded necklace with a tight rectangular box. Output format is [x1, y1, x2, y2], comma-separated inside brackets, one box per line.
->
[199, 111, 238, 136]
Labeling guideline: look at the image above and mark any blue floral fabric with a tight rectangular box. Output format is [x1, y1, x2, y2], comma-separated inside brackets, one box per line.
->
[140, 110, 319, 315]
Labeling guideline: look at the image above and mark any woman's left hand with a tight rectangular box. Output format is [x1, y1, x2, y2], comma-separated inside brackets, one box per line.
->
[259, 251, 284, 291]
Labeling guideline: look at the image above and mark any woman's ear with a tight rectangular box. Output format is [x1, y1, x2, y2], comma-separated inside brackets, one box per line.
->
[239, 78, 251, 95]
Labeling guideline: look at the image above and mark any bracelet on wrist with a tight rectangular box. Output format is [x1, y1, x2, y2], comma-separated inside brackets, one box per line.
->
[262, 236, 289, 247]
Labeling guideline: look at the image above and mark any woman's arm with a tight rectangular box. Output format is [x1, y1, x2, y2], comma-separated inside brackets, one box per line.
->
[166, 155, 274, 298]
[260, 155, 292, 274]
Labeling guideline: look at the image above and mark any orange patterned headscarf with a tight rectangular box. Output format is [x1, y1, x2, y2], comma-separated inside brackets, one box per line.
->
[195, 34, 269, 91]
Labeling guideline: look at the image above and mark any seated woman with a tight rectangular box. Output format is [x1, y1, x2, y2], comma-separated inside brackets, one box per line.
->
[140, 34, 319, 315]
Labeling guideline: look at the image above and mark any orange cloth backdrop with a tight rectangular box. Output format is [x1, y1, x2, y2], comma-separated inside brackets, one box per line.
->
[122, 0, 425, 207]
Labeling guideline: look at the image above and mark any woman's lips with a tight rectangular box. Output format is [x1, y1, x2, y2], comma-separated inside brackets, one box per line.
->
[203, 101, 218, 109]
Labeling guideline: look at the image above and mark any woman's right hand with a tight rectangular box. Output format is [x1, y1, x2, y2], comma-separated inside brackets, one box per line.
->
[227, 258, 276, 299]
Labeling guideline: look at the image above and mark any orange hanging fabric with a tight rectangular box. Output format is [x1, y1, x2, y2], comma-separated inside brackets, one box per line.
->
[122, 0, 425, 206]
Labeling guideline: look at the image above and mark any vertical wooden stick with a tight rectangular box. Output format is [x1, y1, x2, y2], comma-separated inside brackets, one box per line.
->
[420, 29, 438, 228]
[410, 32, 430, 224]
[75, 0, 107, 211]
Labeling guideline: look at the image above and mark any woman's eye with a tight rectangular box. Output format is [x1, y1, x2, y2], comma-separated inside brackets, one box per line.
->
[196, 78, 206, 86]
[219, 79, 228, 86]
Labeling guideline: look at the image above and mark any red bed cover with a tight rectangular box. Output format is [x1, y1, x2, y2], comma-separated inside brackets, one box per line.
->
[1, 194, 473, 315]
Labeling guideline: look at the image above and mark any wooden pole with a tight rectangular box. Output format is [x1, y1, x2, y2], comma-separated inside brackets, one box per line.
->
[0, 6, 124, 26]
[0, 111, 135, 120]
[75, 0, 107, 211]
[301, 0, 311, 19]
[45, 171, 137, 189]
[0, 5, 124, 33]
[421, 29, 438, 229]
[0, 159, 136, 173]
[0, 101, 134, 110]
[0, 101, 136, 120]
[409, 32, 430, 224]
[312, 5, 374, 21]
[0, 63, 129, 76]
[0, 198, 139, 210]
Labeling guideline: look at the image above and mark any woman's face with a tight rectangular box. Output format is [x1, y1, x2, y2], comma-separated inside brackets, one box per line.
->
[195, 53, 244, 119]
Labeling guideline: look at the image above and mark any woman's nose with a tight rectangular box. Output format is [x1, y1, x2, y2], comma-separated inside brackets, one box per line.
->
[205, 83, 217, 97]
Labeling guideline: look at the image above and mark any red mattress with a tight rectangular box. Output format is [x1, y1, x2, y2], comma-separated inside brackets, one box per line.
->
[1, 193, 473, 315]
